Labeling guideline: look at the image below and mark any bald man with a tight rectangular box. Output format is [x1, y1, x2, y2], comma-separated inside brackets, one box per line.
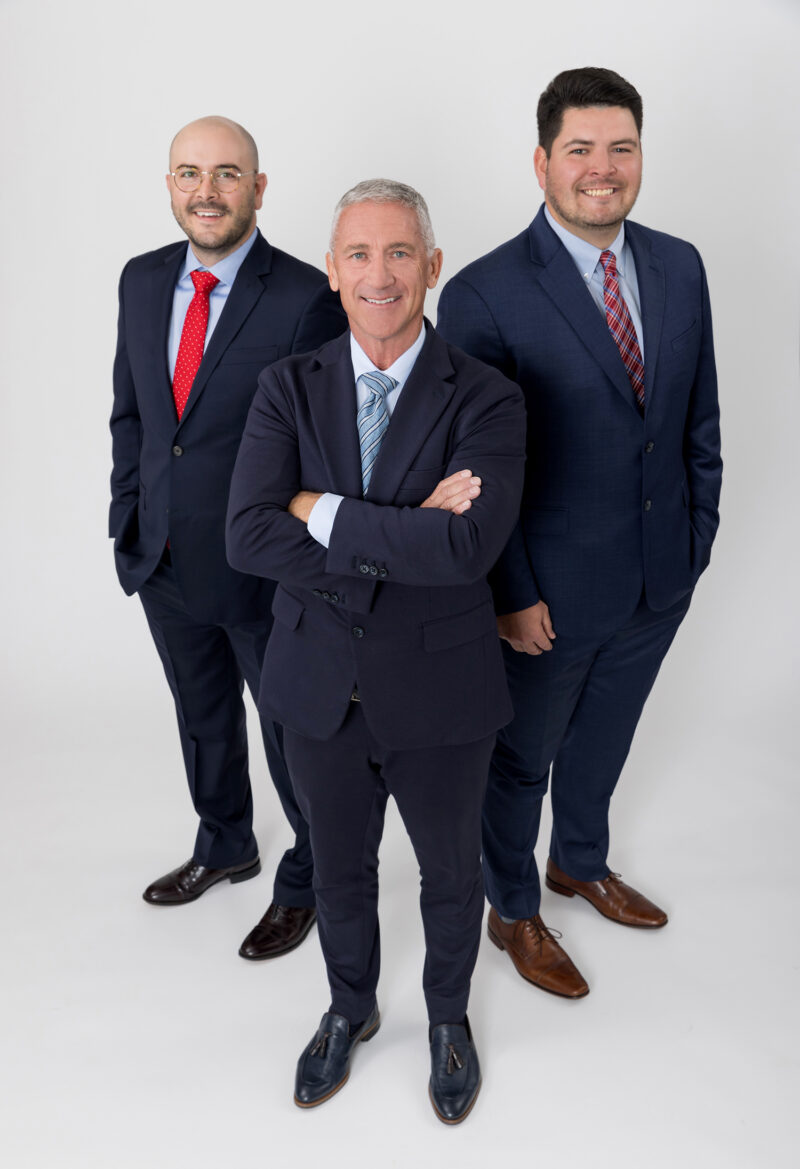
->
[110, 117, 346, 958]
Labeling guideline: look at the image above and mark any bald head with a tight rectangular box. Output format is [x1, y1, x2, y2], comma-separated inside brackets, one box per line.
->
[166, 115, 267, 265]
[169, 115, 259, 171]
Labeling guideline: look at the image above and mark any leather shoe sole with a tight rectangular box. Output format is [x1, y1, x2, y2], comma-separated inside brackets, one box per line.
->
[143, 857, 261, 905]
[545, 859, 667, 928]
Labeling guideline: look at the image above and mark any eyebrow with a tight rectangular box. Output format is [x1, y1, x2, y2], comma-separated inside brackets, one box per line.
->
[344, 240, 418, 251]
[561, 138, 639, 148]
[174, 161, 243, 169]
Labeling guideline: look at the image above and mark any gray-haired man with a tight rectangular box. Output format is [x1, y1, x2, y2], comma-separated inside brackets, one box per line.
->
[226, 179, 526, 1122]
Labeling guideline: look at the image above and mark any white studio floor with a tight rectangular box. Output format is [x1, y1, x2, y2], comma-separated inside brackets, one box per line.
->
[2, 584, 797, 1169]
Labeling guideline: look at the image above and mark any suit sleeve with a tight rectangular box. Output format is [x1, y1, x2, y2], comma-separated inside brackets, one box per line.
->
[683, 250, 722, 576]
[227, 361, 526, 594]
[325, 379, 526, 588]
[108, 263, 142, 538]
[438, 275, 541, 613]
[226, 364, 376, 612]
[290, 283, 347, 355]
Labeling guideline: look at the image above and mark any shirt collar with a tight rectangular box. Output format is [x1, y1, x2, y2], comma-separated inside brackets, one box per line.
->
[349, 322, 427, 389]
[180, 226, 258, 287]
[544, 204, 627, 280]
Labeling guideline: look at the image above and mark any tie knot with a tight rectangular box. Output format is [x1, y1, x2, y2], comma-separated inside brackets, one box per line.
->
[600, 250, 617, 278]
[358, 370, 398, 401]
[191, 269, 220, 295]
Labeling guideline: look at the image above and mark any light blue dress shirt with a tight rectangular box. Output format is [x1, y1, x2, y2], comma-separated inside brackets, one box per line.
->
[307, 324, 428, 548]
[167, 228, 258, 378]
[544, 205, 644, 359]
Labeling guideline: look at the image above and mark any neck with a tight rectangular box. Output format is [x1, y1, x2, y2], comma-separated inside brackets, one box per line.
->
[545, 201, 623, 249]
[351, 323, 424, 371]
[189, 225, 256, 269]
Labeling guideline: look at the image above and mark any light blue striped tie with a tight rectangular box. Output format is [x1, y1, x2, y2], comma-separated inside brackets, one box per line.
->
[357, 370, 397, 495]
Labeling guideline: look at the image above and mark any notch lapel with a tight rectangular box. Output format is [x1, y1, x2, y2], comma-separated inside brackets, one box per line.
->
[529, 211, 641, 414]
[626, 224, 665, 419]
[141, 245, 184, 433]
[306, 334, 364, 499]
[178, 233, 273, 428]
[366, 326, 456, 505]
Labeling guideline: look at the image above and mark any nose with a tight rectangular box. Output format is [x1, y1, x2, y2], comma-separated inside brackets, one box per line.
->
[585, 148, 614, 177]
[369, 254, 394, 289]
[197, 171, 217, 198]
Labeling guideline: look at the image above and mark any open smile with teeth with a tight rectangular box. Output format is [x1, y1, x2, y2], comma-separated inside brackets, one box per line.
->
[194, 210, 224, 218]
[364, 296, 400, 305]
[581, 188, 617, 197]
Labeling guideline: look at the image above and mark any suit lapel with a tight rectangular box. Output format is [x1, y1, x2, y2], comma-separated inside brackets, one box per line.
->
[529, 210, 641, 414]
[367, 325, 456, 505]
[306, 325, 456, 505]
[143, 245, 184, 433]
[626, 224, 665, 420]
[178, 232, 273, 428]
[306, 333, 364, 499]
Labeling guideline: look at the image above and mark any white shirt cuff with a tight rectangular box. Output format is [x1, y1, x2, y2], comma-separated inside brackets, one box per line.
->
[307, 493, 344, 548]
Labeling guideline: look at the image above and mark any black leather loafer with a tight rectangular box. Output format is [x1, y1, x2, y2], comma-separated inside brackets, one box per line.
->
[238, 903, 317, 960]
[142, 857, 261, 905]
[294, 1004, 380, 1108]
[428, 1016, 481, 1124]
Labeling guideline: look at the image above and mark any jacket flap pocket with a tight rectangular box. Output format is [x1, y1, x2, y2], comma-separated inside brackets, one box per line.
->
[271, 587, 305, 631]
[423, 600, 496, 653]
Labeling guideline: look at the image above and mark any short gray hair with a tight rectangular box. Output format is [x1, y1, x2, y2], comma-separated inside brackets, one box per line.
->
[329, 178, 436, 255]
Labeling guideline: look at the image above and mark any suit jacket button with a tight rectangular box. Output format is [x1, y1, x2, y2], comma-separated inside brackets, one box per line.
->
[331, 593, 339, 603]
[644, 499, 652, 511]
[369, 565, 378, 575]
[379, 568, 388, 578]
[172, 445, 183, 456]
[359, 564, 369, 574]
[322, 591, 330, 600]
[644, 441, 655, 453]
[352, 626, 365, 638]
[312, 588, 322, 597]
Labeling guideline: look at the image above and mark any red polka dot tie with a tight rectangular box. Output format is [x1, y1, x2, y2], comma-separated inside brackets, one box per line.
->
[600, 250, 645, 415]
[172, 270, 220, 419]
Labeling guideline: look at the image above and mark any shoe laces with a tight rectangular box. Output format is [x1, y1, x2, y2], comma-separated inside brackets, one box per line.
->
[523, 917, 562, 946]
[447, 1045, 465, 1075]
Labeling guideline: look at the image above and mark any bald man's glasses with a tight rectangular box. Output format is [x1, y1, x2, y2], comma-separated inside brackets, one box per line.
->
[171, 167, 257, 193]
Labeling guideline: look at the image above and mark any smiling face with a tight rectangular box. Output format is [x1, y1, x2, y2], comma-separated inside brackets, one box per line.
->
[326, 200, 443, 369]
[166, 117, 267, 265]
[534, 105, 642, 247]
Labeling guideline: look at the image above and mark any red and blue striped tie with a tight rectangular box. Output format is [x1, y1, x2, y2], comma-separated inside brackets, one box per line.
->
[600, 249, 645, 415]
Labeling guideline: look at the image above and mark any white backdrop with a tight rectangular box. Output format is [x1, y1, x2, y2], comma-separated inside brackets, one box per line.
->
[1, 1, 798, 1167]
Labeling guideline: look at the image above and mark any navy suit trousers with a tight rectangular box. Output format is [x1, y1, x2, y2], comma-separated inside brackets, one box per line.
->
[138, 559, 314, 907]
[483, 591, 692, 919]
[285, 702, 494, 1026]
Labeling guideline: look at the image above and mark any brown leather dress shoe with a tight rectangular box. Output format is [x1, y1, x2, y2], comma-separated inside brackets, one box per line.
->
[239, 902, 317, 960]
[143, 857, 261, 905]
[487, 907, 589, 997]
[545, 859, 668, 928]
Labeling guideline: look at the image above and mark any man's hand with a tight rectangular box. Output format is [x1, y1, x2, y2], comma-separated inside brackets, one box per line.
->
[497, 601, 556, 655]
[288, 490, 323, 524]
[420, 469, 482, 514]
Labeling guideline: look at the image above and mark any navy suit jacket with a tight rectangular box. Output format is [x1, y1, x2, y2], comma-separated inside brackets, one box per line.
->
[437, 206, 722, 637]
[225, 325, 527, 749]
[109, 229, 346, 624]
